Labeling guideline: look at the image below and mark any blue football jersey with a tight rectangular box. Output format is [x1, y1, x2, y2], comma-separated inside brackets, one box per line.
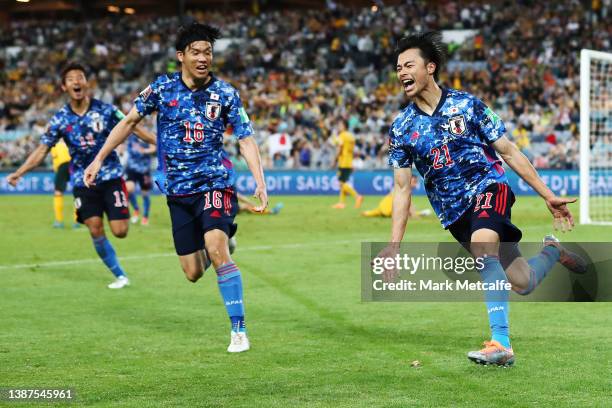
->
[126, 134, 152, 174]
[133, 72, 254, 195]
[388, 88, 507, 227]
[41, 99, 124, 188]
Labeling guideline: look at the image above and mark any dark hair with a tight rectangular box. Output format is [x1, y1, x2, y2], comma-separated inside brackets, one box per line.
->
[175, 22, 221, 51]
[60, 61, 87, 84]
[395, 31, 446, 81]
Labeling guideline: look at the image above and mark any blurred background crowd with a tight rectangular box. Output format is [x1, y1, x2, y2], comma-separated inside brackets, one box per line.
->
[1, 0, 610, 171]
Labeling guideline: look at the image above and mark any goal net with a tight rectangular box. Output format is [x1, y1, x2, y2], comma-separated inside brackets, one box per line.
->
[580, 49, 612, 225]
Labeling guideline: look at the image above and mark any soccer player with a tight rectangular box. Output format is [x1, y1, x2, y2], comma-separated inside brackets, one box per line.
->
[362, 176, 432, 218]
[332, 120, 363, 209]
[237, 193, 283, 215]
[7, 62, 156, 289]
[124, 134, 156, 226]
[50, 139, 74, 228]
[83, 23, 267, 353]
[383, 32, 586, 366]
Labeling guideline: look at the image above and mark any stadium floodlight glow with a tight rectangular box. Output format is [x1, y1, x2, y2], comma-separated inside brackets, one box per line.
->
[16, 0, 31, 3]
[107, 5, 120, 13]
[124, 7, 135, 14]
[579, 49, 612, 225]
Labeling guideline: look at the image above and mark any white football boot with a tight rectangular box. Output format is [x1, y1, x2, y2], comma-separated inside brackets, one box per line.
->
[227, 331, 250, 353]
[107, 276, 130, 289]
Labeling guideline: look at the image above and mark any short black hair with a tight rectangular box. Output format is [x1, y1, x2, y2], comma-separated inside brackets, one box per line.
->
[175, 22, 221, 51]
[60, 61, 87, 84]
[395, 31, 446, 81]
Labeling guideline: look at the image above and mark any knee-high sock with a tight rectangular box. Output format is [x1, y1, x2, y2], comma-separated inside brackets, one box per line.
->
[53, 194, 64, 222]
[480, 256, 511, 349]
[129, 192, 139, 212]
[216, 262, 246, 332]
[518, 246, 560, 295]
[338, 183, 347, 203]
[343, 183, 358, 198]
[142, 194, 151, 218]
[93, 236, 126, 278]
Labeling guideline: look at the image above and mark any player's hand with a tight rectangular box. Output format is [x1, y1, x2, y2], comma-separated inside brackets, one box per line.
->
[83, 159, 102, 187]
[252, 184, 268, 213]
[375, 243, 401, 283]
[6, 172, 21, 187]
[545, 195, 577, 232]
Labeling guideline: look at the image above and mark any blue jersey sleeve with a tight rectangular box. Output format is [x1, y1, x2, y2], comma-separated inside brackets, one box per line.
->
[225, 88, 254, 139]
[472, 98, 506, 145]
[40, 113, 62, 148]
[387, 126, 413, 168]
[109, 105, 126, 128]
[134, 80, 161, 117]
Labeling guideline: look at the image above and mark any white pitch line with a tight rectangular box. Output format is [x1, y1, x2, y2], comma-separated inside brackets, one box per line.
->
[0, 238, 383, 271]
[0, 223, 563, 271]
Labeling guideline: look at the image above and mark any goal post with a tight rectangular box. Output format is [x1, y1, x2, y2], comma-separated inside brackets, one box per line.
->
[579, 49, 612, 225]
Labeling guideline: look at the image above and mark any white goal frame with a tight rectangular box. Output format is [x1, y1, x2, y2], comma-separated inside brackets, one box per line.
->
[579, 49, 612, 225]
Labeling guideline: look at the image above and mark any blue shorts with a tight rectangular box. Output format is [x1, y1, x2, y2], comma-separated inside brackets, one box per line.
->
[448, 183, 523, 268]
[126, 169, 152, 191]
[73, 178, 130, 224]
[166, 187, 238, 256]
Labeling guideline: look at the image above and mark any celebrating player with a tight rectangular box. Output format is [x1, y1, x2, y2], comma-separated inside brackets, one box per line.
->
[383, 32, 586, 366]
[83, 23, 267, 353]
[6, 62, 156, 289]
[124, 134, 156, 226]
[332, 119, 363, 209]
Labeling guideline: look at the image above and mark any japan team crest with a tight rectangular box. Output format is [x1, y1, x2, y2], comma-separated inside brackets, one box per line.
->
[205, 101, 221, 121]
[89, 112, 104, 132]
[448, 115, 466, 136]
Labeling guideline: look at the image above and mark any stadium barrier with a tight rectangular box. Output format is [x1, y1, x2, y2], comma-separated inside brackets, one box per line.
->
[0, 169, 589, 196]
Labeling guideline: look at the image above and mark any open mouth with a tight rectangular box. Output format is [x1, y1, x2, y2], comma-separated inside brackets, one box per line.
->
[195, 65, 208, 74]
[72, 87, 82, 94]
[402, 78, 415, 91]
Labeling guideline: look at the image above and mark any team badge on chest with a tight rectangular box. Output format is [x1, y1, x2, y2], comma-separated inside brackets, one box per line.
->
[205, 101, 221, 121]
[448, 114, 466, 136]
[89, 112, 104, 132]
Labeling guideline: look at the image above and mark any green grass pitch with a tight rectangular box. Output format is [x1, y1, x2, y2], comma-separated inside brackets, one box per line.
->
[1, 195, 610, 407]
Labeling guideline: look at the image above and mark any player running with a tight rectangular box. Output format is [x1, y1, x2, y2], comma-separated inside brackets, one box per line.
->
[124, 134, 156, 226]
[83, 23, 267, 353]
[7, 62, 156, 289]
[332, 120, 363, 209]
[383, 32, 586, 366]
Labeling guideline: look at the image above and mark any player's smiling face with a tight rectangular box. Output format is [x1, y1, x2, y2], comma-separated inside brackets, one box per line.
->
[396, 48, 436, 98]
[61, 69, 88, 101]
[178, 41, 213, 81]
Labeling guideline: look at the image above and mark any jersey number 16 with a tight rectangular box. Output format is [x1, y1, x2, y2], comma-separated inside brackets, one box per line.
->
[183, 121, 205, 143]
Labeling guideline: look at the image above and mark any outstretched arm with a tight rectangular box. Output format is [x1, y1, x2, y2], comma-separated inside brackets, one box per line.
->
[84, 106, 144, 187]
[492, 135, 576, 230]
[133, 124, 156, 145]
[238, 136, 267, 212]
[390, 167, 413, 244]
[6, 144, 51, 186]
[376, 167, 413, 282]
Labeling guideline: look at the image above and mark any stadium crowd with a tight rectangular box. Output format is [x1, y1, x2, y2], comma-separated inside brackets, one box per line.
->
[1, 0, 609, 170]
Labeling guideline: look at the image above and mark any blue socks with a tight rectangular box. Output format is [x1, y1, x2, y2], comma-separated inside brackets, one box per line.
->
[92, 236, 126, 278]
[480, 256, 511, 349]
[216, 262, 246, 333]
[143, 195, 151, 218]
[518, 246, 561, 295]
[128, 193, 139, 211]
